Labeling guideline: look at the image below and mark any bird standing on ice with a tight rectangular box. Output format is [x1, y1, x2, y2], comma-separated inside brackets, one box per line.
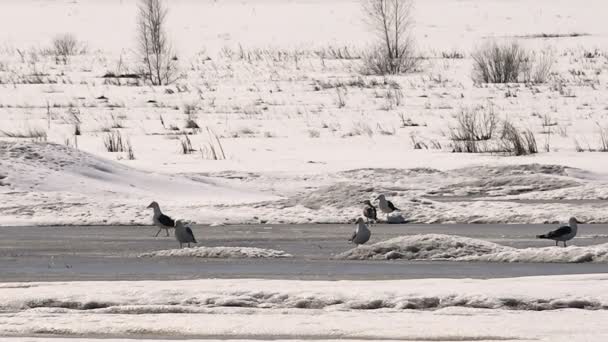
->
[349, 217, 371, 246]
[362, 200, 377, 224]
[537, 217, 583, 247]
[147, 201, 175, 237]
[175, 220, 197, 248]
[375, 194, 399, 219]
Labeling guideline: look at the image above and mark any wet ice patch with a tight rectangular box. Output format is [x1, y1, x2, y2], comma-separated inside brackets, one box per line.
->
[337, 234, 608, 263]
[139, 246, 292, 259]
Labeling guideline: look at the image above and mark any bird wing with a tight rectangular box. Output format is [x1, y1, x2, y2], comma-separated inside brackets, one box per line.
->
[349, 230, 357, 242]
[387, 200, 399, 211]
[186, 227, 197, 243]
[363, 206, 375, 219]
[545, 226, 572, 238]
[158, 214, 175, 227]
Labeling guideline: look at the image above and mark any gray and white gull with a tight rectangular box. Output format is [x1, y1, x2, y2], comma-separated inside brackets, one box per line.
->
[147, 201, 175, 237]
[349, 217, 371, 246]
[537, 217, 583, 247]
[175, 220, 197, 248]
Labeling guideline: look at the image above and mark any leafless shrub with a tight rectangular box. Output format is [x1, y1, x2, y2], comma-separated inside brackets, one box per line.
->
[441, 50, 465, 59]
[200, 128, 226, 160]
[52, 33, 83, 64]
[361, 0, 419, 75]
[410, 135, 428, 149]
[398, 113, 421, 127]
[598, 123, 608, 152]
[126, 140, 136, 160]
[524, 50, 555, 84]
[335, 86, 347, 108]
[103, 131, 126, 152]
[472, 41, 530, 83]
[500, 121, 537, 155]
[137, 0, 178, 85]
[449, 105, 497, 150]
[179, 133, 194, 154]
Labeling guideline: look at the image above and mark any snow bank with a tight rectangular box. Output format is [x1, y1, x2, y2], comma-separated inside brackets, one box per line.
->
[139, 246, 292, 259]
[0, 142, 275, 226]
[338, 234, 608, 263]
[337, 234, 510, 260]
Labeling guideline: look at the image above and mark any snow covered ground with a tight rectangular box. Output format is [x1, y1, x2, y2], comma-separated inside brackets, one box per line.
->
[1, 0, 608, 226]
[1, 275, 608, 340]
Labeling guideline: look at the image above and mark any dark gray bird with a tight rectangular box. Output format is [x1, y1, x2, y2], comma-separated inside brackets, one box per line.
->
[175, 220, 197, 248]
[537, 217, 583, 247]
[349, 217, 371, 246]
[147, 201, 175, 237]
[362, 200, 377, 223]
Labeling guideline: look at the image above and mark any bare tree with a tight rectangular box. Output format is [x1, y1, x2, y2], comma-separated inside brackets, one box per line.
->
[362, 0, 418, 74]
[137, 0, 178, 85]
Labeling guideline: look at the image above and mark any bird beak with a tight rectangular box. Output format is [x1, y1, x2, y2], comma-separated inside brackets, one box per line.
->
[146, 204, 152, 208]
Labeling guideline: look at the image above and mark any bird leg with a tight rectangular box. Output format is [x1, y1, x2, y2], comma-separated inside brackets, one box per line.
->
[179, 242, 183, 249]
[555, 241, 558, 246]
[564, 241, 567, 247]
[154, 228, 162, 237]
[187, 243, 190, 248]
[165, 228, 170, 237]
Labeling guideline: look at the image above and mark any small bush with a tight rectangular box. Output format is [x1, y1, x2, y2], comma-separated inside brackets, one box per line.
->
[500, 121, 537, 156]
[103, 131, 126, 152]
[472, 41, 529, 83]
[449, 105, 497, 152]
[179, 133, 194, 154]
[52, 33, 82, 64]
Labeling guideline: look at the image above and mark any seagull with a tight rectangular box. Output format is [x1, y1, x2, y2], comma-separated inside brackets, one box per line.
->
[537, 217, 583, 247]
[175, 220, 197, 248]
[147, 201, 175, 237]
[362, 200, 377, 224]
[375, 194, 400, 219]
[349, 217, 371, 246]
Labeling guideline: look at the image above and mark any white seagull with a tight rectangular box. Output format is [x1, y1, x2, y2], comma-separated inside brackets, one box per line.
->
[175, 220, 197, 248]
[147, 201, 175, 237]
[537, 217, 583, 247]
[349, 217, 371, 246]
[375, 194, 400, 218]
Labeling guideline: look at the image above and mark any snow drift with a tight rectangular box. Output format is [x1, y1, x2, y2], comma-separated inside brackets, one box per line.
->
[0, 142, 275, 225]
[337, 234, 608, 263]
[139, 246, 292, 259]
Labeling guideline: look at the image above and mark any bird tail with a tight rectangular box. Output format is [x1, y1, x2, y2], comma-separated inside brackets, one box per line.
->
[537, 234, 548, 239]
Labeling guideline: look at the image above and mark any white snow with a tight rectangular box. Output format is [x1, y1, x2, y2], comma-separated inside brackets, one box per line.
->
[1, 275, 608, 340]
[338, 234, 608, 263]
[139, 246, 292, 259]
[1, 0, 608, 226]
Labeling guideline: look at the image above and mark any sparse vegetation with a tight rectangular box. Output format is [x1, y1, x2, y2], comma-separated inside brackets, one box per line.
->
[103, 131, 126, 152]
[179, 133, 194, 154]
[0, 127, 47, 141]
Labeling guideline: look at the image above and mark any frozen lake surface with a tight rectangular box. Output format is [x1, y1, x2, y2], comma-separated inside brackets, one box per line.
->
[1, 223, 607, 281]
